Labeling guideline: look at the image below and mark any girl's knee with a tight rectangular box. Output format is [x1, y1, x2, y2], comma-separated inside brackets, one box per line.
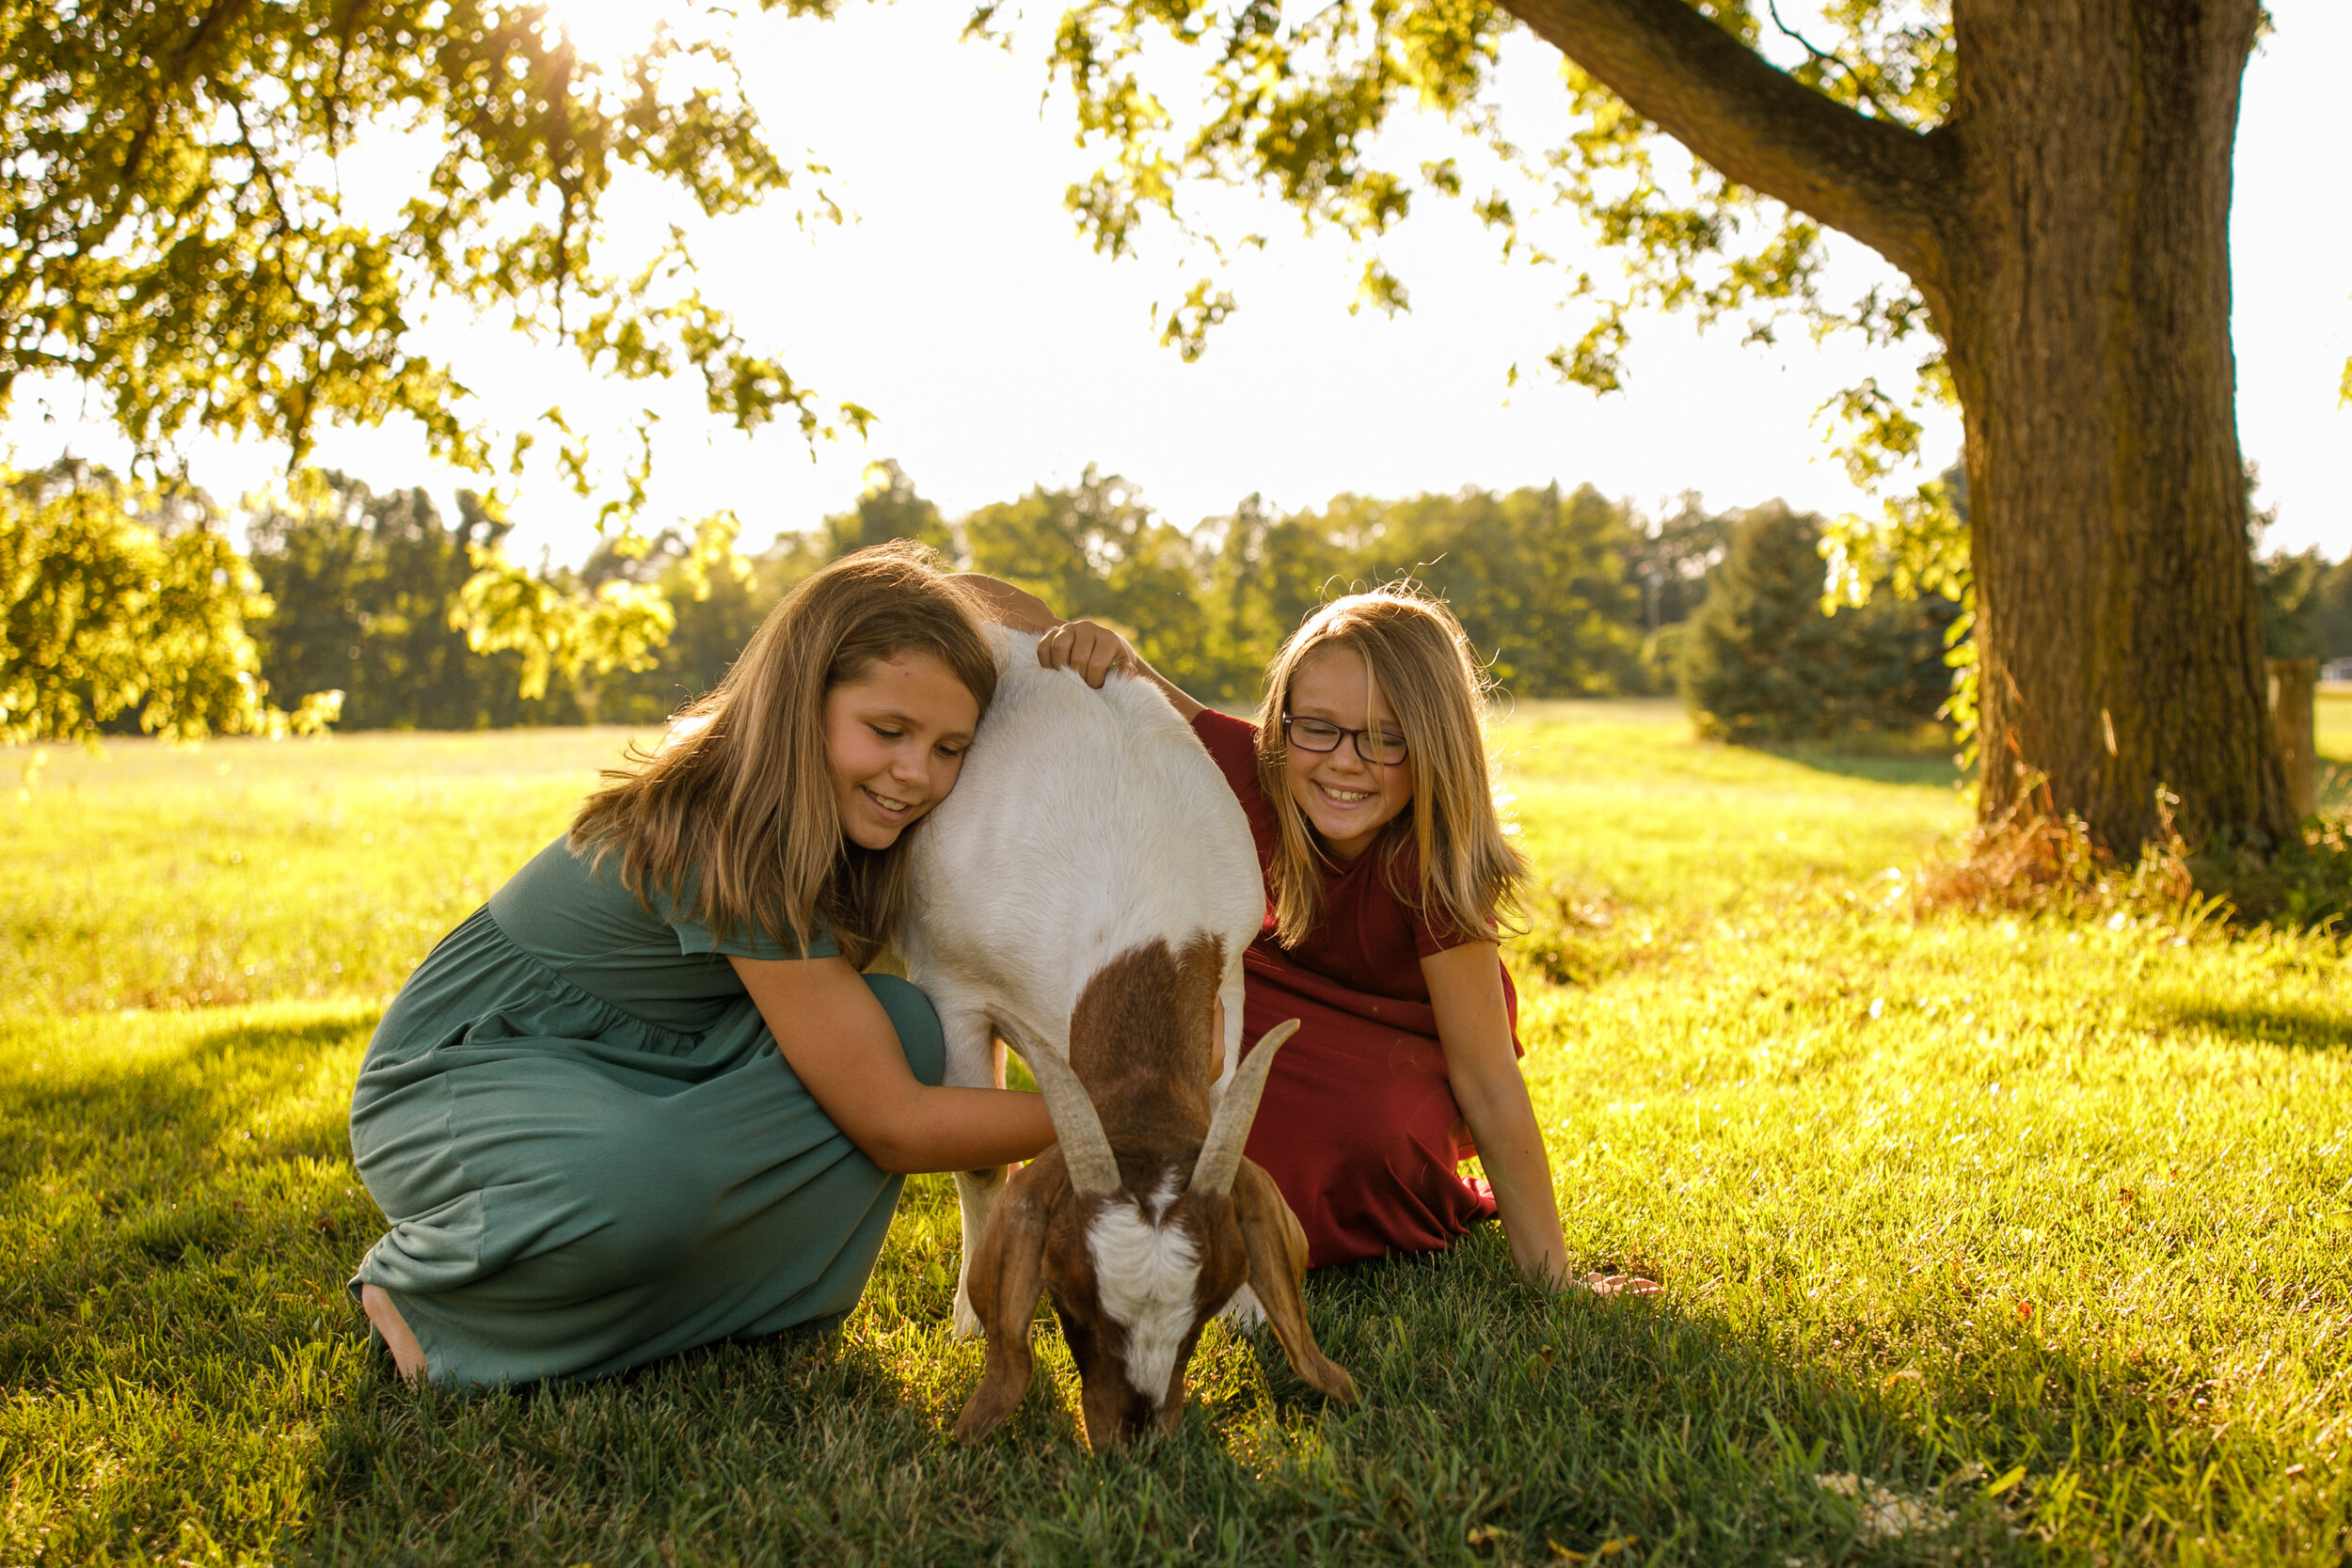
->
[557, 1149, 706, 1286]
[864, 974, 946, 1087]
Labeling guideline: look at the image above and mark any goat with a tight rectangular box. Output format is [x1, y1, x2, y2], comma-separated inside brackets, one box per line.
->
[898, 629, 1359, 1448]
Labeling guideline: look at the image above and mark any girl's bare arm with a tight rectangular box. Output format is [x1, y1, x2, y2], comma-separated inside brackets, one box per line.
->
[1424, 942, 1660, 1295]
[731, 953, 1054, 1174]
[1422, 941, 1574, 1284]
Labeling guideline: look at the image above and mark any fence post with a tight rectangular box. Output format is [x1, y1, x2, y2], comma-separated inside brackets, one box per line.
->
[2268, 657, 2317, 822]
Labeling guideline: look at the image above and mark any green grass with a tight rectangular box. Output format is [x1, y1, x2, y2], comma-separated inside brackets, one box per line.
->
[3, 711, 2347, 1565]
[2317, 692, 2352, 805]
[1495, 699, 1962, 915]
[2, 728, 650, 1015]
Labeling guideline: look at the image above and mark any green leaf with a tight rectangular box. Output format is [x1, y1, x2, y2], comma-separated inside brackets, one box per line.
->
[2, 0, 857, 499]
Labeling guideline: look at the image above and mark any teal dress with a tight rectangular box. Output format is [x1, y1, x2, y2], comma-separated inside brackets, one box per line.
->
[347, 836, 943, 1387]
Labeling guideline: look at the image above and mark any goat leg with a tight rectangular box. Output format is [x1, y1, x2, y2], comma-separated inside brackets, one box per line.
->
[951, 1160, 1057, 1444]
[1232, 1159, 1359, 1405]
[941, 1006, 1007, 1338]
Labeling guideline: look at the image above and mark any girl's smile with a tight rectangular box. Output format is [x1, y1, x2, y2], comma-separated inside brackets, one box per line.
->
[824, 652, 979, 848]
[1280, 649, 1411, 862]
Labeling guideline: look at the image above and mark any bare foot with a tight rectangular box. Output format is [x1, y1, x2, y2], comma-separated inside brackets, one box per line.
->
[360, 1284, 428, 1380]
[1575, 1272, 1662, 1298]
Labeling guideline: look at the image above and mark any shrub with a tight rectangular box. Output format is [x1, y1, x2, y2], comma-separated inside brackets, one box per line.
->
[1677, 500, 1954, 741]
[2, 462, 339, 743]
[1907, 776, 2352, 935]
[1909, 781, 2217, 929]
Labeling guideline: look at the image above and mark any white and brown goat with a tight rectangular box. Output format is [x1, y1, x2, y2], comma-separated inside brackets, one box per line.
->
[899, 630, 1358, 1448]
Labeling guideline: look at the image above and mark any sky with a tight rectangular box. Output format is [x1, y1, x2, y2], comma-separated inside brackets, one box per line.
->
[7, 1, 2346, 564]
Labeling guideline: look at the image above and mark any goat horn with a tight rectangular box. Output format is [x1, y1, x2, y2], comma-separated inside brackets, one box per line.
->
[990, 1008, 1122, 1197]
[1187, 1018, 1298, 1198]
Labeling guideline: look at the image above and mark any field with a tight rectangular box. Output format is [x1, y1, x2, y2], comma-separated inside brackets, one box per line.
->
[2, 703, 2347, 1565]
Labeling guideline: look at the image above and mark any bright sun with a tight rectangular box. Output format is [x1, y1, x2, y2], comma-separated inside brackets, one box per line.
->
[542, 0, 675, 66]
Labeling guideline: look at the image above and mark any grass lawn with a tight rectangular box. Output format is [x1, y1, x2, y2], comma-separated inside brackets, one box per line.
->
[2316, 692, 2352, 804]
[2, 709, 2347, 1565]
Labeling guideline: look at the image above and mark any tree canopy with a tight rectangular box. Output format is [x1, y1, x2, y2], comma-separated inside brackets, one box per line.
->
[1025, 1, 1947, 434]
[1680, 499, 1953, 742]
[1009, 0, 2288, 847]
[246, 472, 546, 730]
[0, 0, 862, 485]
[216, 456, 1761, 729]
[5, 2, 2297, 847]
[0, 461, 340, 745]
[3, 0, 870, 738]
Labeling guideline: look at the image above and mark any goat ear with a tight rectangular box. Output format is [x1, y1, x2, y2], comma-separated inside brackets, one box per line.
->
[951, 1158, 1060, 1444]
[1232, 1159, 1359, 1406]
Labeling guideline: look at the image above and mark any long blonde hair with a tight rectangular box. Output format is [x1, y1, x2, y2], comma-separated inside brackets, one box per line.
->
[1255, 584, 1525, 947]
[569, 543, 998, 969]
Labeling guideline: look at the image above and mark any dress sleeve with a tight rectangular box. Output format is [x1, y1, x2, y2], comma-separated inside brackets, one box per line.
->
[661, 871, 840, 961]
[1191, 708, 1284, 875]
[1406, 911, 1496, 959]
[1386, 845, 1522, 1054]
[669, 911, 838, 962]
[1190, 708, 1263, 803]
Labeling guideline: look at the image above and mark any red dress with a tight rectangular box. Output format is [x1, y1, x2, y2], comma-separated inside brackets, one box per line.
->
[1193, 710, 1518, 1267]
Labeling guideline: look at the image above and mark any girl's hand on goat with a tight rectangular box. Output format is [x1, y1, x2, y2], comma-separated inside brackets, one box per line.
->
[1037, 619, 1134, 689]
[1036, 622, 1209, 721]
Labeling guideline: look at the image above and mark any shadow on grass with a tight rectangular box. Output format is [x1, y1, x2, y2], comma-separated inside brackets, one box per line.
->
[1751, 743, 1963, 790]
[0, 1009, 371, 1329]
[12, 1011, 2324, 1564]
[0, 1006, 388, 1564]
[294, 1227, 2047, 1567]
[0, 1009, 361, 1154]
[2139, 998, 2352, 1053]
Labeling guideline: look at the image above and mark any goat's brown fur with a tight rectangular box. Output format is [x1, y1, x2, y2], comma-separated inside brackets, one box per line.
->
[1067, 935, 1222, 1156]
[951, 938, 1359, 1449]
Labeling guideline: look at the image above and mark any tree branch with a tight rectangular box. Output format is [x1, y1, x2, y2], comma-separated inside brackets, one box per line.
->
[1501, 0, 1955, 299]
[1764, 0, 1897, 120]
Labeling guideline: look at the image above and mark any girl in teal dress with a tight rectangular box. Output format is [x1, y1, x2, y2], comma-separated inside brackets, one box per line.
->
[349, 546, 1055, 1387]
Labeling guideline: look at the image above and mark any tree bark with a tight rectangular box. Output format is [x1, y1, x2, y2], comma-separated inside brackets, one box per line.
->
[1502, 0, 2294, 848]
[2268, 657, 2317, 822]
[1940, 0, 2287, 847]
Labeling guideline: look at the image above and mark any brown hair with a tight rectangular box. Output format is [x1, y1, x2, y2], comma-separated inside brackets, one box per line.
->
[569, 542, 998, 968]
[1254, 583, 1526, 947]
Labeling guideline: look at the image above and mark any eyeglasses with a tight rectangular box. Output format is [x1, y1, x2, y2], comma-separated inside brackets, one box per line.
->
[1281, 714, 1410, 766]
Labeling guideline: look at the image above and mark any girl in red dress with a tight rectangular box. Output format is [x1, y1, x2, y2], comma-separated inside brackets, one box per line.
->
[961, 577, 1651, 1293]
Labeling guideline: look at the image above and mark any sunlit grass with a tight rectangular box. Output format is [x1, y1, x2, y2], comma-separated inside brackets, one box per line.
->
[2, 709, 2347, 1564]
[2317, 691, 2352, 802]
[0, 729, 649, 1016]
[1497, 700, 1963, 914]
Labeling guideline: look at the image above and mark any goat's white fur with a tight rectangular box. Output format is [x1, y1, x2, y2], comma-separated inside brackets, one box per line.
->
[1085, 1172, 1202, 1406]
[898, 627, 1263, 1338]
[1219, 1282, 1267, 1331]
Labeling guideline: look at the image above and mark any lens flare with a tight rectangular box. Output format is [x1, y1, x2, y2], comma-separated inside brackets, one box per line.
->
[541, 0, 668, 66]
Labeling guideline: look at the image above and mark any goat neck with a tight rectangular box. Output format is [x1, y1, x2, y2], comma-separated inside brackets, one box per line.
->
[1064, 936, 1225, 1181]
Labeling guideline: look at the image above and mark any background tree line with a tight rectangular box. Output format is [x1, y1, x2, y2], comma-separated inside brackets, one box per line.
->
[2253, 548, 2352, 666]
[228, 458, 1962, 736]
[1, 0, 2309, 848]
[10, 453, 2337, 749]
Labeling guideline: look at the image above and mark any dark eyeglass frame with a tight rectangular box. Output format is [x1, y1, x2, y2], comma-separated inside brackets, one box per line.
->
[1280, 713, 1410, 766]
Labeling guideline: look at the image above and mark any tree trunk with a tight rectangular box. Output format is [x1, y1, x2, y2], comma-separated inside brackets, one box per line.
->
[1938, 0, 2290, 847]
[1503, 0, 2294, 850]
[571, 672, 603, 728]
[2268, 657, 2317, 822]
